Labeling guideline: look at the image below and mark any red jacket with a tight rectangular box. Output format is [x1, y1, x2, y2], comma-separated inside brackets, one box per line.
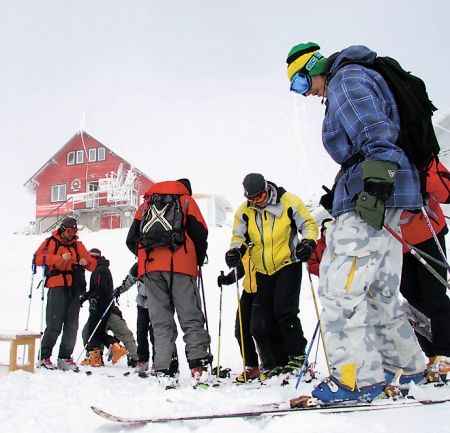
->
[126, 181, 208, 278]
[307, 234, 326, 276]
[34, 231, 96, 288]
[400, 160, 448, 247]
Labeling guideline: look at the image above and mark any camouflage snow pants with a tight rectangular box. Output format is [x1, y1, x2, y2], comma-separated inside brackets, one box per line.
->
[318, 209, 425, 389]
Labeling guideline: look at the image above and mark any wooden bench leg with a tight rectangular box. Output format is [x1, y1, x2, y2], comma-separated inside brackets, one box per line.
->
[10, 337, 36, 373]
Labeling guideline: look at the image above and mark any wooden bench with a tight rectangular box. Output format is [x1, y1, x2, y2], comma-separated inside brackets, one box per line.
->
[0, 330, 41, 373]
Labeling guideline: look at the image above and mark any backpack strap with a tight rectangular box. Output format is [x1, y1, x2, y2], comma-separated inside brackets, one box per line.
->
[42, 236, 79, 288]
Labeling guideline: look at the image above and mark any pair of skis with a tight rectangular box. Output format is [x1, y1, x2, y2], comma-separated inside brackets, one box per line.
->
[91, 396, 450, 424]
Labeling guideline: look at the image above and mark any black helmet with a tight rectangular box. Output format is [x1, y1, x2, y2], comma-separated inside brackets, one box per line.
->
[60, 217, 77, 230]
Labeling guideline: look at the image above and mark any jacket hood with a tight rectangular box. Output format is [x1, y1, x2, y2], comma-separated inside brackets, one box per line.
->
[143, 180, 190, 197]
[96, 256, 110, 268]
[328, 45, 377, 75]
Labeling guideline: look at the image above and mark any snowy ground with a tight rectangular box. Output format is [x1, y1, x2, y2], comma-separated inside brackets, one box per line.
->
[0, 226, 449, 433]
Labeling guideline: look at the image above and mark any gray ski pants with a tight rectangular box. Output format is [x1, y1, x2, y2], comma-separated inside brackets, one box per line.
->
[318, 209, 425, 389]
[106, 312, 138, 360]
[143, 271, 211, 371]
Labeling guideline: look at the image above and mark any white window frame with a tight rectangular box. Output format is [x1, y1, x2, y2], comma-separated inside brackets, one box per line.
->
[76, 150, 84, 164]
[67, 151, 75, 165]
[97, 147, 106, 161]
[51, 184, 67, 202]
[88, 148, 97, 162]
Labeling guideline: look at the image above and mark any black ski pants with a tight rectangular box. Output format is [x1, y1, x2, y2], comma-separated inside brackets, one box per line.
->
[234, 291, 259, 368]
[251, 261, 307, 370]
[82, 302, 115, 350]
[41, 286, 80, 359]
[136, 305, 155, 362]
[400, 229, 450, 357]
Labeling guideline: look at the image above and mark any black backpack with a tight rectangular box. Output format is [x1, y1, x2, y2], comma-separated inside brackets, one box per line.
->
[333, 56, 440, 170]
[139, 193, 186, 252]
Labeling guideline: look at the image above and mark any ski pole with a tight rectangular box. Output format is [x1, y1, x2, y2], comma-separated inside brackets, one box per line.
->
[403, 243, 449, 270]
[25, 255, 37, 331]
[24, 255, 37, 362]
[306, 265, 331, 375]
[216, 271, 224, 379]
[198, 268, 211, 353]
[75, 296, 116, 363]
[295, 320, 321, 389]
[235, 267, 247, 383]
[421, 206, 450, 271]
[384, 223, 450, 289]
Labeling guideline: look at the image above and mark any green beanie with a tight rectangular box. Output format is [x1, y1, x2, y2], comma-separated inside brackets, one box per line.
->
[286, 41, 328, 80]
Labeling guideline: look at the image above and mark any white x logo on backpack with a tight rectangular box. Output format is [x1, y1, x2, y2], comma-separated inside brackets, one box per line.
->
[142, 204, 172, 233]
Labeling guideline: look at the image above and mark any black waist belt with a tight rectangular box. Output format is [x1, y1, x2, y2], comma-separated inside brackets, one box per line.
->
[49, 269, 72, 277]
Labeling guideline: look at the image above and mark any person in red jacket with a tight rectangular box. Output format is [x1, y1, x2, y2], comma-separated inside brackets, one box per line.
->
[307, 218, 333, 277]
[399, 159, 450, 382]
[126, 178, 211, 389]
[34, 217, 96, 371]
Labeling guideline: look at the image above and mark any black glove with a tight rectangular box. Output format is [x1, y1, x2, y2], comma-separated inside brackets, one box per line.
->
[295, 239, 317, 262]
[225, 248, 241, 268]
[319, 185, 335, 213]
[79, 293, 88, 307]
[88, 298, 98, 312]
[113, 287, 122, 301]
[217, 272, 235, 287]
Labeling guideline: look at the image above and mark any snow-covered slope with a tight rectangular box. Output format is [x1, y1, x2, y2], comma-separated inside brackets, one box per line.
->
[0, 227, 449, 433]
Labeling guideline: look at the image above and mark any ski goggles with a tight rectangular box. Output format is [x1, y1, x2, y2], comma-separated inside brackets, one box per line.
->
[290, 72, 312, 95]
[247, 190, 268, 204]
[64, 227, 78, 235]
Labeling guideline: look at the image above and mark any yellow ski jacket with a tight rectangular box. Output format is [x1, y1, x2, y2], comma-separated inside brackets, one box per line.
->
[230, 183, 318, 276]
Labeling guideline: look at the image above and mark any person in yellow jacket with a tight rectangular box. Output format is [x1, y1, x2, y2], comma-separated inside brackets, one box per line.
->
[225, 173, 318, 377]
[218, 248, 267, 382]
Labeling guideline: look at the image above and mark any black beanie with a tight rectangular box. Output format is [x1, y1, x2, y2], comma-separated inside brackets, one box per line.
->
[243, 173, 267, 198]
[89, 248, 102, 257]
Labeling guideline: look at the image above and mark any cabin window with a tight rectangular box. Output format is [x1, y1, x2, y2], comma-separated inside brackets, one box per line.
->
[51, 184, 67, 202]
[67, 152, 75, 165]
[76, 150, 84, 164]
[97, 147, 106, 161]
[88, 148, 97, 162]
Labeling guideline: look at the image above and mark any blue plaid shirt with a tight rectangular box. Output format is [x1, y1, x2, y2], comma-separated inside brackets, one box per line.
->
[323, 45, 422, 216]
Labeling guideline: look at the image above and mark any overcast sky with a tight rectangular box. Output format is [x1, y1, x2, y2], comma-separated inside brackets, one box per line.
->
[1, 0, 449, 234]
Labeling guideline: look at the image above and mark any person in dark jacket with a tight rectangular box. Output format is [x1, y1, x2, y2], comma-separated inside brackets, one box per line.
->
[286, 42, 425, 403]
[126, 178, 211, 389]
[80, 248, 128, 367]
[399, 159, 450, 381]
[34, 216, 96, 371]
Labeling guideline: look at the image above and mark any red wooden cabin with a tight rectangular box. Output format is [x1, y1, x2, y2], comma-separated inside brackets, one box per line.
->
[24, 131, 154, 233]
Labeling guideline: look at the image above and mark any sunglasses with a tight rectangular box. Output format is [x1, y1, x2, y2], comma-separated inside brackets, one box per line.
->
[248, 190, 268, 204]
[64, 227, 78, 235]
[290, 72, 312, 95]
